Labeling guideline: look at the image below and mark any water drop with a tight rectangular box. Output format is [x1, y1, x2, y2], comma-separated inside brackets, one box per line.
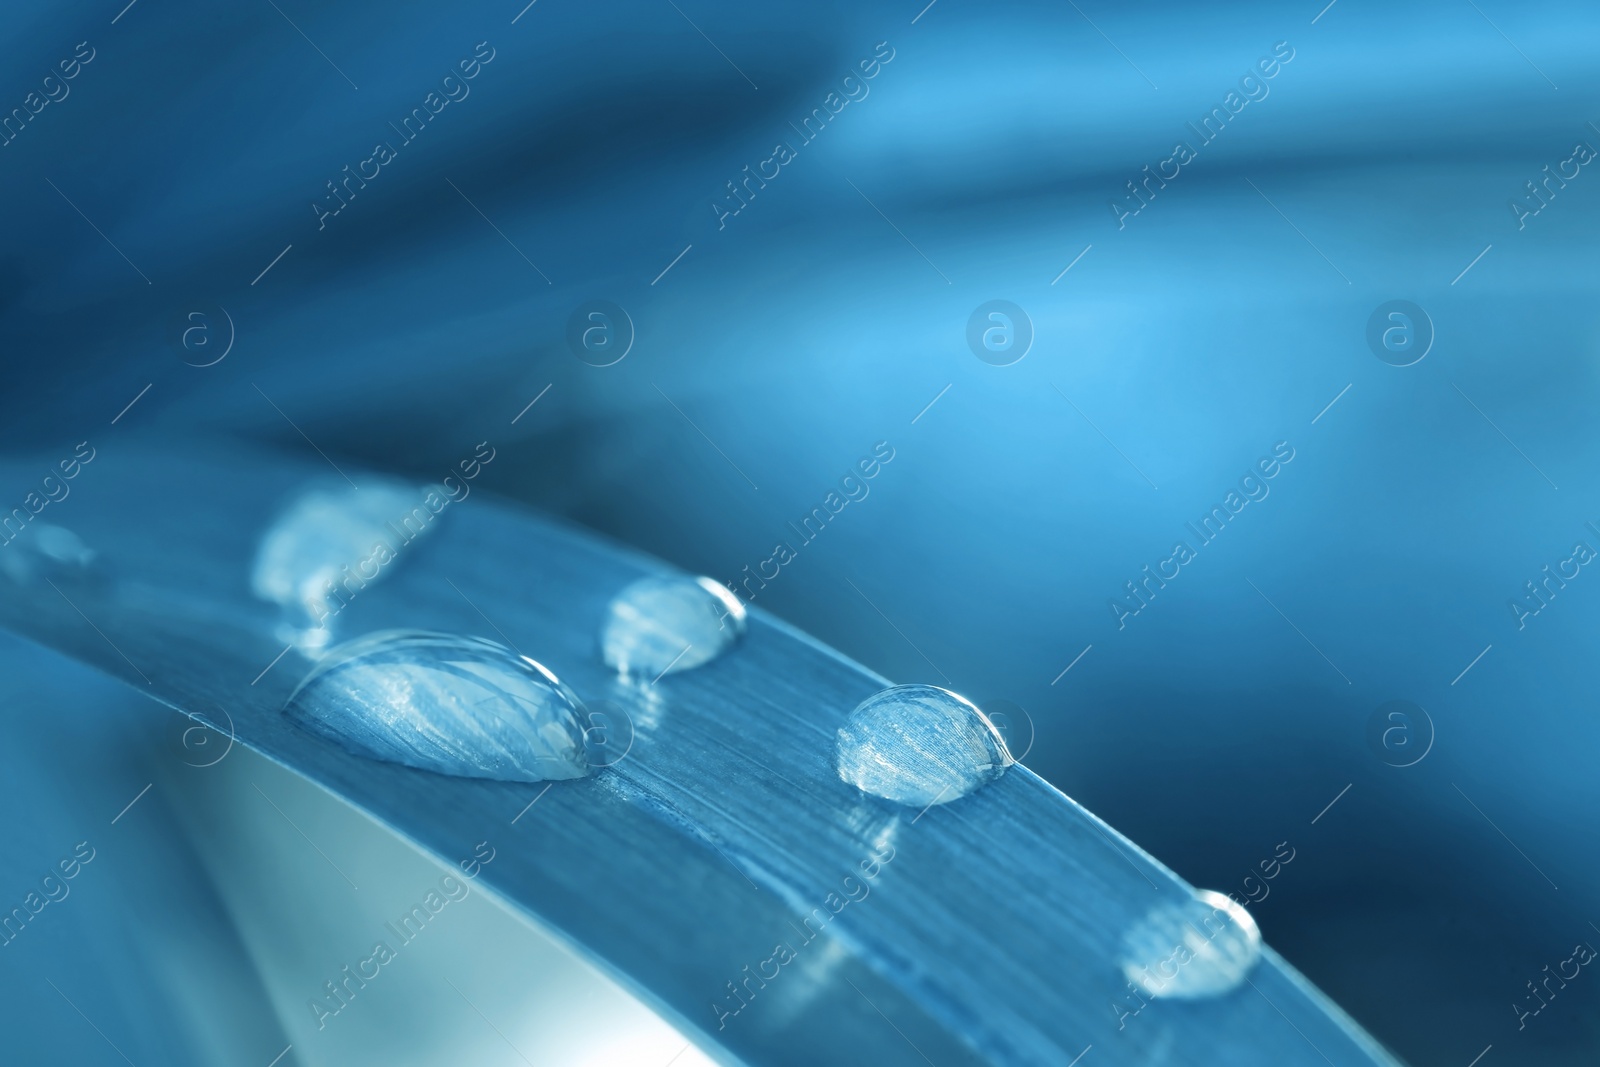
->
[1120, 889, 1262, 999]
[599, 576, 745, 678]
[284, 630, 588, 783]
[835, 684, 1013, 807]
[0, 523, 97, 585]
[252, 481, 443, 652]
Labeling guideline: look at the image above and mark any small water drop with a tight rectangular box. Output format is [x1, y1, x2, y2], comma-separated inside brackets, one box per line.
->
[284, 630, 588, 783]
[0, 523, 97, 585]
[599, 576, 745, 678]
[1120, 889, 1262, 999]
[835, 684, 1013, 807]
[252, 481, 443, 652]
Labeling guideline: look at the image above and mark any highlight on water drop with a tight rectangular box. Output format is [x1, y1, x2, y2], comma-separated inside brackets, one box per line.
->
[599, 575, 746, 679]
[834, 684, 1014, 807]
[1120, 888, 1263, 1000]
[284, 630, 589, 783]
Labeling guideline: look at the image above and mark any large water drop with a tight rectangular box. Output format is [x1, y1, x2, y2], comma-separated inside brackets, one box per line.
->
[1120, 888, 1262, 999]
[835, 684, 1013, 807]
[599, 576, 746, 678]
[284, 630, 588, 782]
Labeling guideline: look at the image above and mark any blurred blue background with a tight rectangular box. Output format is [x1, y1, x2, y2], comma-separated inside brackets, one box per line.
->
[3, 0, 1599, 1062]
